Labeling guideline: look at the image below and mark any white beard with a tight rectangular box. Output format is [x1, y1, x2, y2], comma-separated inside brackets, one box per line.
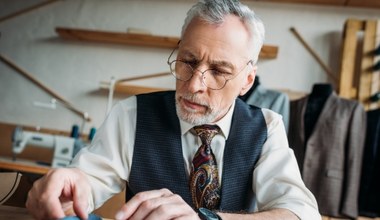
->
[175, 94, 221, 125]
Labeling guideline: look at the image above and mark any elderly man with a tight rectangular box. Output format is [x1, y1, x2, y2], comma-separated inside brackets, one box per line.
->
[26, 0, 320, 219]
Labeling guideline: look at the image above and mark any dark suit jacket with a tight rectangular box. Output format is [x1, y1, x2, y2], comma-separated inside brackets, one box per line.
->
[288, 92, 366, 219]
[359, 109, 380, 217]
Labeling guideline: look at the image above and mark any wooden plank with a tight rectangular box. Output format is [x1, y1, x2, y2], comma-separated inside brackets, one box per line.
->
[259, 45, 278, 59]
[100, 82, 169, 95]
[357, 217, 380, 220]
[55, 27, 279, 59]
[346, 0, 380, 8]
[290, 27, 337, 83]
[321, 217, 380, 220]
[370, 20, 380, 110]
[338, 19, 364, 99]
[117, 72, 171, 83]
[0, 206, 34, 220]
[0, 53, 91, 122]
[251, 0, 380, 8]
[113, 83, 169, 94]
[0, 157, 49, 175]
[56, 27, 179, 49]
[255, 0, 346, 6]
[358, 20, 377, 110]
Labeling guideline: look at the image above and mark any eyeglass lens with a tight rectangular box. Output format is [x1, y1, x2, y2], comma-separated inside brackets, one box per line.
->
[170, 61, 227, 90]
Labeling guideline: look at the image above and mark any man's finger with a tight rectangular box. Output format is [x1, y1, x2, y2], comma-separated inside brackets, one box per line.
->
[26, 168, 92, 220]
[72, 186, 89, 220]
[143, 194, 198, 220]
[115, 188, 173, 220]
[127, 192, 181, 220]
[26, 171, 67, 219]
[45, 197, 67, 219]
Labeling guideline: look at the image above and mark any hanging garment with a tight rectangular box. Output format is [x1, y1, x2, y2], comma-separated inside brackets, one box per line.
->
[288, 92, 366, 219]
[359, 108, 380, 217]
[245, 84, 290, 131]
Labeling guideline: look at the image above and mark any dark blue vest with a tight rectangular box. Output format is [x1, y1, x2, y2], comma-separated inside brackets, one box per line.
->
[127, 91, 267, 211]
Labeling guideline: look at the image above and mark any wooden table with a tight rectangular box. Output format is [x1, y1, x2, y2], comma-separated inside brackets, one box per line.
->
[0, 157, 50, 174]
[0, 205, 112, 220]
[0, 205, 34, 220]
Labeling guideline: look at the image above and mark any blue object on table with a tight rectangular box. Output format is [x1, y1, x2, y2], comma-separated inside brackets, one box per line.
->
[88, 127, 96, 141]
[70, 125, 80, 138]
[60, 213, 102, 220]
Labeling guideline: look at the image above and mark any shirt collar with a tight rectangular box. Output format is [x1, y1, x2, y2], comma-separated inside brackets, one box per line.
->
[179, 100, 235, 140]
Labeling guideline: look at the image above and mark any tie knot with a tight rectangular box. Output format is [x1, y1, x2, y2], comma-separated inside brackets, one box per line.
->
[193, 124, 220, 145]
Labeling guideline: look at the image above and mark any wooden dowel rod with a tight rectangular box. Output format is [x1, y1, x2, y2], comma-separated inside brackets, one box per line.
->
[0, 0, 61, 23]
[116, 72, 172, 83]
[290, 27, 338, 83]
[99, 82, 169, 94]
[0, 53, 91, 121]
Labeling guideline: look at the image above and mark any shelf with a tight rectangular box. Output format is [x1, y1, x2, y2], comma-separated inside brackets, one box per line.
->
[56, 27, 178, 49]
[257, 0, 346, 6]
[100, 82, 169, 95]
[338, 19, 380, 110]
[252, 0, 380, 8]
[55, 27, 279, 59]
[0, 157, 50, 175]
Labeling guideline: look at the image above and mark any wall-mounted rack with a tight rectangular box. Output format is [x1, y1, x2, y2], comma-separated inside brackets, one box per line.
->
[55, 27, 279, 59]
[338, 19, 380, 110]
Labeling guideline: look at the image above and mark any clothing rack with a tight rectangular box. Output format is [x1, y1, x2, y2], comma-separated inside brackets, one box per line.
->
[339, 19, 380, 110]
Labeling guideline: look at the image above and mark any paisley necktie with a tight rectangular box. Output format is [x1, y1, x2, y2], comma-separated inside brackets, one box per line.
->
[189, 124, 221, 209]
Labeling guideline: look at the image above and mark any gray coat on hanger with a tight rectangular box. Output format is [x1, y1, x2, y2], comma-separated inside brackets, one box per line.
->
[288, 92, 366, 218]
[245, 84, 290, 131]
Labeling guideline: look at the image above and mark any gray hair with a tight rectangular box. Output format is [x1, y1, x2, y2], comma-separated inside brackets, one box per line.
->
[181, 0, 265, 65]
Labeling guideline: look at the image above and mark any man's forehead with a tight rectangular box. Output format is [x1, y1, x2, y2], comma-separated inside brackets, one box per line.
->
[178, 47, 237, 69]
[179, 43, 251, 70]
[180, 16, 252, 63]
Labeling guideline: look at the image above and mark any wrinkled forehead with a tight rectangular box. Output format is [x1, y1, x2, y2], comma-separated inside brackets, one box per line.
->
[179, 16, 253, 64]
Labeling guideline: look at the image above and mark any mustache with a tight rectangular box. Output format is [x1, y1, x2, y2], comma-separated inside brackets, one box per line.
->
[181, 94, 210, 108]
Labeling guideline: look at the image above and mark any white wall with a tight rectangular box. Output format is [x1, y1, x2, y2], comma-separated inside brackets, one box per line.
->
[0, 0, 379, 132]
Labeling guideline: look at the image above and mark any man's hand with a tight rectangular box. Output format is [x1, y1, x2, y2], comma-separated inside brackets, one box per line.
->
[115, 188, 199, 220]
[26, 168, 91, 220]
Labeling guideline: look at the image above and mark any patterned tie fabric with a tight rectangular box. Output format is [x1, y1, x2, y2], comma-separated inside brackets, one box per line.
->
[189, 124, 221, 210]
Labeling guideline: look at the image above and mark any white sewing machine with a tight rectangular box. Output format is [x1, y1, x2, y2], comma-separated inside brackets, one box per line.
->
[12, 126, 75, 168]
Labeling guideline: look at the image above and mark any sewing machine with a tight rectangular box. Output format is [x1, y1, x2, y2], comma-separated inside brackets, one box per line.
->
[12, 126, 75, 168]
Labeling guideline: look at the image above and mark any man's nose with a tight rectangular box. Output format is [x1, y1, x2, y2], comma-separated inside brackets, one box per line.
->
[186, 68, 207, 93]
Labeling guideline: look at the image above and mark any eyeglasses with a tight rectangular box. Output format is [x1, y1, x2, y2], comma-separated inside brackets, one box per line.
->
[167, 47, 253, 90]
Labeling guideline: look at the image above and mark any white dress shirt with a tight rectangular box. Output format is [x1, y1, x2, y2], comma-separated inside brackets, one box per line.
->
[70, 95, 320, 220]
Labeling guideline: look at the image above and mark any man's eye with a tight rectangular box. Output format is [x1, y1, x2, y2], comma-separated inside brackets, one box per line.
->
[210, 69, 228, 76]
[178, 58, 193, 64]
[184, 60, 197, 65]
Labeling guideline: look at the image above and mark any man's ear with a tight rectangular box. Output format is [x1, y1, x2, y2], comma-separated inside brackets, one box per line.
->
[239, 65, 257, 96]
